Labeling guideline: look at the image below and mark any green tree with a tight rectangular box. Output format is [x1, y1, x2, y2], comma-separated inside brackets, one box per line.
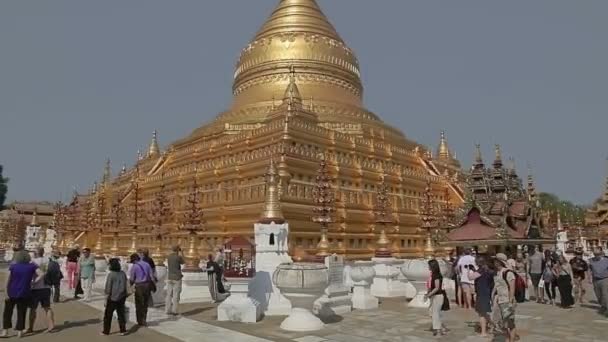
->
[0, 165, 7, 210]
[538, 192, 586, 223]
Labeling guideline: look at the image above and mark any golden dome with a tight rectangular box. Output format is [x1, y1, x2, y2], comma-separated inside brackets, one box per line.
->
[231, 0, 363, 111]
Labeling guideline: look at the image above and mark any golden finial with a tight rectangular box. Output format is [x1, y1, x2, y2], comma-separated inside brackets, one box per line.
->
[259, 159, 285, 224]
[92, 181, 98, 193]
[438, 130, 450, 160]
[147, 130, 160, 157]
[120, 164, 127, 176]
[375, 229, 391, 257]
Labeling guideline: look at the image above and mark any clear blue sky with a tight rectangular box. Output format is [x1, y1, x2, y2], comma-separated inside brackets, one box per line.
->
[1, 0, 606, 204]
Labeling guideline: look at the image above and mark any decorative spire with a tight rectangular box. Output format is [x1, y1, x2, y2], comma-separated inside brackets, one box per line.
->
[103, 158, 111, 184]
[137, 149, 143, 161]
[474, 144, 484, 167]
[92, 181, 98, 194]
[437, 130, 451, 160]
[30, 208, 38, 226]
[374, 176, 392, 257]
[147, 130, 160, 157]
[527, 168, 536, 201]
[420, 180, 437, 257]
[120, 164, 127, 176]
[493, 144, 503, 169]
[282, 66, 303, 111]
[259, 159, 285, 224]
[312, 154, 334, 260]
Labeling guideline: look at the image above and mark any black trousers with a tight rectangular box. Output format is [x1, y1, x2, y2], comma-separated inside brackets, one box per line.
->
[3, 298, 29, 331]
[134, 283, 152, 325]
[52, 284, 60, 303]
[544, 280, 557, 300]
[557, 275, 574, 307]
[103, 297, 127, 334]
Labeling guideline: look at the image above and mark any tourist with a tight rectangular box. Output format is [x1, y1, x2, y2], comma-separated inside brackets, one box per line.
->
[205, 254, 227, 303]
[527, 246, 544, 303]
[1, 250, 42, 338]
[28, 247, 55, 334]
[456, 248, 476, 309]
[588, 247, 608, 316]
[492, 253, 517, 342]
[78, 247, 96, 302]
[424, 259, 448, 337]
[66, 245, 80, 290]
[542, 249, 557, 305]
[48, 250, 64, 303]
[513, 253, 527, 302]
[553, 255, 574, 308]
[129, 253, 155, 326]
[468, 255, 495, 337]
[140, 248, 157, 275]
[449, 250, 461, 307]
[569, 248, 588, 305]
[101, 258, 129, 336]
[165, 245, 185, 315]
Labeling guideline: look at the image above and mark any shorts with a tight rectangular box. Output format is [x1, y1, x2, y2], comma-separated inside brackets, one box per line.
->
[30, 288, 52, 309]
[530, 273, 542, 286]
[461, 283, 474, 291]
[498, 303, 516, 330]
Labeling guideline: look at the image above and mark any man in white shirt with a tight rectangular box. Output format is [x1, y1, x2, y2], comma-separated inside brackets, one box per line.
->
[456, 248, 477, 309]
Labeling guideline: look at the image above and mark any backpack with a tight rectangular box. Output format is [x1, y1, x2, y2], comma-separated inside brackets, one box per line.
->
[571, 258, 588, 273]
[44, 259, 63, 286]
[502, 269, 526, 303]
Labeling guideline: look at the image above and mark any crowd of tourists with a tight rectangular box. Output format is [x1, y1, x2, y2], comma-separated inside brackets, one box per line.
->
[429, 246, 608, 341]
[1, 243, 229, 337]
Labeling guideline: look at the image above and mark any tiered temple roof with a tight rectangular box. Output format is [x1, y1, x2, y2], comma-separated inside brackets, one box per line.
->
[443, 146, 553, 247]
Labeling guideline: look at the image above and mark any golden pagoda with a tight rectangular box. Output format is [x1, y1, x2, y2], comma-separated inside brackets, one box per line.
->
[63, 0, 465, 260]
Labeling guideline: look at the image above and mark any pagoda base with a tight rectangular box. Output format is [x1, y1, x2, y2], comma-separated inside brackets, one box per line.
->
[370, 257, 407, 298]
[179, 271, 212, 303]
[218, 278, 261, 323]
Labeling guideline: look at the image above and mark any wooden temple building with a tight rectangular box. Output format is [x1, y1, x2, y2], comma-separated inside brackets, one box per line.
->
[441, 145, 554, 253]
[51, 0, 467, 260]
[583, 167, 608, 249]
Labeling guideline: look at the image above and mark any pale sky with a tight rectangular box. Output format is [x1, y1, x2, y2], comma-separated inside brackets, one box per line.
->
[1, 0, 607, 204]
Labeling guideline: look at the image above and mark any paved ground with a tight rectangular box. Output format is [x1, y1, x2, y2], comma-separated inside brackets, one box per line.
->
[181, 282, 608, 342]
[0, 267, 180, 341]
[2, 264, 607, 341]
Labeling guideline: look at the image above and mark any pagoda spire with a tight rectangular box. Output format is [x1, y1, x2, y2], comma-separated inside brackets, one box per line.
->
[473, 144, 484, 168]
[493, 144, 503, 169]
[103, 158, 111, 184]
[120, 163, 127, 176]
[259, 159, 285, 224]
[282, 66, 303, 111]
[527, 168, 536, 201]
[30, 208, 38, 226]
[147, 130, 160, 157]
[437, 130, 451, 160]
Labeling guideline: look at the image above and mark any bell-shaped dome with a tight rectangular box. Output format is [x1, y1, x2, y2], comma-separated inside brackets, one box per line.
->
[232, 0, 363, 110]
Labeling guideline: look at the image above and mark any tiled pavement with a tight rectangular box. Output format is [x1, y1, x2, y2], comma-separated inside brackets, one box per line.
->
[182, 282, 608, 342]
[4, 266, 606, 342]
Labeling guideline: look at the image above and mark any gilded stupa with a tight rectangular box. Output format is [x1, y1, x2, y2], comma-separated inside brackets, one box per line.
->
[61, 0, 465, 259]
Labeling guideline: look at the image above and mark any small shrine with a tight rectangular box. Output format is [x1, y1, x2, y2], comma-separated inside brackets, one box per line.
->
[223, 236, 256, 278]
[218, 236, 261, 323]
